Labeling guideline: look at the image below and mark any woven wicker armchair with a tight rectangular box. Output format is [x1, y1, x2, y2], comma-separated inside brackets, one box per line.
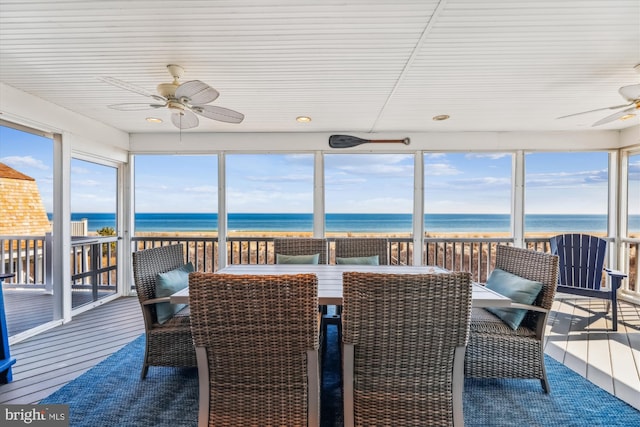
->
[464, 245, 559, 392]
[131, 244, 197, 379]
[342, 271, 473, 427]
[189, 273, 320, 427]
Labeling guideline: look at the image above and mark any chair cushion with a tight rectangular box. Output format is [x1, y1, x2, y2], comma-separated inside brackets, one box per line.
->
[469, 308, 537, 337]
[276, 253, 320, 264]
[484, 268, 543, 330]
[155, 262, 194, 324]
[336, 255, 379, 265]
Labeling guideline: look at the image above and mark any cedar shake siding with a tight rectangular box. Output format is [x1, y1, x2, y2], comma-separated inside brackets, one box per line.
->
[0, 162, 51, 236]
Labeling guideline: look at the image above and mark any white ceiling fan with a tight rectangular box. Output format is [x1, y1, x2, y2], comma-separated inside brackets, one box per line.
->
[557, 66, 640, 126]
[100, 64, 244, 129]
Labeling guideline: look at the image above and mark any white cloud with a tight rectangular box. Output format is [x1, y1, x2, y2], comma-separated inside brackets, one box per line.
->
[184, 185, 217, 194]
[465, 153, 511, 160]
[1, 155, 48, 170]
[424, 162, 461, 176]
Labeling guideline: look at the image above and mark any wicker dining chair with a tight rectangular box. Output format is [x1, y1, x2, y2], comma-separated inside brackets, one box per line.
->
[334, 237, 389, 265]
[189, 272, 320, 427]
[342, 271, 473, 427]
[131, 244, 197, 379]
[273, 237, 328, 264]
[326, 238, 390, 339]
[464, 245, 559, 392]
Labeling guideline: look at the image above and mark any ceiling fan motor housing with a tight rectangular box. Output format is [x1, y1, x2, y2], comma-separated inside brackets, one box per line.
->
[157, 82, 179, 98]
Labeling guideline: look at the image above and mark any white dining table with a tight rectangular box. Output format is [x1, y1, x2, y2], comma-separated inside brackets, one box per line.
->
[170, 264, 511, 308]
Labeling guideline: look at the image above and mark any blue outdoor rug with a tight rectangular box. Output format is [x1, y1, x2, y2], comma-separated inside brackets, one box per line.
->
[40, 326, 640, 427]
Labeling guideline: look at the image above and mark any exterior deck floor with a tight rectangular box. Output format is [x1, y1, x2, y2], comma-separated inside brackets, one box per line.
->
[1, 294, 639, 411]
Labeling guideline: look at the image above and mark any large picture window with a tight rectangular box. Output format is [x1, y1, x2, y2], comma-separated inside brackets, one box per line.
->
[226, 154, 314, 236]
[525, 152, 609, 236]
[325, 154, 414, 236]
[628, 152, 640, 236]
[423, 153, 512, 237]
[134, 155, 218, 234]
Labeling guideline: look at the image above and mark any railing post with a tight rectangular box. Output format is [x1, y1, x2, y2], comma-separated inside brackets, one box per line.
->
[44, 232, 53, 294]
[90, 241, 100, 301]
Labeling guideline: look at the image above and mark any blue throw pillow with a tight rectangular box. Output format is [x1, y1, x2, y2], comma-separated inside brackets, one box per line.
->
[155, 262, 194, 324]
[276, 253, 320, 264]
[336, 255, 379, 265]
[484, 268, 543, 330]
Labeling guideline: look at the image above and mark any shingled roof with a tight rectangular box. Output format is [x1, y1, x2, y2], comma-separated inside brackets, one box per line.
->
[0, 162, 34, 181]
[0, 162, 51, 235]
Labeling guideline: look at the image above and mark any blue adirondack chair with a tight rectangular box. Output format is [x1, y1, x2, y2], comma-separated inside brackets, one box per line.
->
[0, 273, 16, 383]
[549, 234, 627, 331]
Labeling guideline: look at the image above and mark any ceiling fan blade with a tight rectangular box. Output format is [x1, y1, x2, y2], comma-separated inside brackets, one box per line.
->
[557, 103, 633, 119]
[592, 106, 638, 126]
[191, 104, 244, 123]
[619, 84, 640, 102]
[171, 110, 199, 129]
[175, 80, 219, 104]
[107, 103, 164, 111]
[99, 76, 166, 102]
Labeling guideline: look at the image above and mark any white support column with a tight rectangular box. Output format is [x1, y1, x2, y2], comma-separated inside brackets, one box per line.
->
[217, 154, 228, 270]
[608, 151, 621, 271]
[52, 133, 72, 322]
[121, 153, 134, 296]
[313, 152, 325, 238]
[513, 151, 525, 248]
[413, 152, 424, 265]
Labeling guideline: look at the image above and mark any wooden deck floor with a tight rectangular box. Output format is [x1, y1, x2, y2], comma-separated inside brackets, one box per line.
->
[3, 288, 117, 337]
[0, 297, 144, 404]
[545, 293, 640, 410]
[1, 295, 639, 411]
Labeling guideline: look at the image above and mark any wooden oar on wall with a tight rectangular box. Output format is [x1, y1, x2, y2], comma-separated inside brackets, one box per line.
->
[329, 135, 411, 148]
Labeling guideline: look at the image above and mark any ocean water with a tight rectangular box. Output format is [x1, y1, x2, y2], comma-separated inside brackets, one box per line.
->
[64, 212, 640, 234]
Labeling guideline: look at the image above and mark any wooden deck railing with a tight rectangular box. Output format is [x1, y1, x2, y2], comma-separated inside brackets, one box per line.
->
[2, 233, 636, 303]
[1, 234, 118, 297]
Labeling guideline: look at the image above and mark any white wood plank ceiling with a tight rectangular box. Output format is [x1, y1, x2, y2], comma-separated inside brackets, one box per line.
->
[0, 0, 638, 134]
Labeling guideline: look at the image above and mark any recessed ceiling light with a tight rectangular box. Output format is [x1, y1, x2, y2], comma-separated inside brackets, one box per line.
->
[432, 114, 450, 121]
[146, 117, 163, 123]
[296, 116, 312, 123]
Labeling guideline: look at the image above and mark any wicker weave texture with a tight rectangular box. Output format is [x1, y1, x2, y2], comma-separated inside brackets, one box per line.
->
[189, 272, 319, 426]
[273, 238, 328, 264]
[465, 245, 559, 386]
[342, 271, 472, 426]
[334, 238, 389, 265]
[131, 244, 196, 374]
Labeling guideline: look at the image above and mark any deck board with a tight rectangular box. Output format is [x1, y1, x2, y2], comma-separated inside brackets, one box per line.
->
[0, 297, 144, 404]
[544, 295, 640, 411]
[0, 294, 638, 413]
[3, 287, 117, 336]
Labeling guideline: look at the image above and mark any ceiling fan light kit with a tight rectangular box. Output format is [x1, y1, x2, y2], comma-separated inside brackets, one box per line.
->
[102, 64, 244, 129]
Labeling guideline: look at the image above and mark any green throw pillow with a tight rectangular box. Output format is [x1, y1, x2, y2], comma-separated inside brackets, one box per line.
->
[155, 262, 194, 324]
[485, 268, 543, 330]
[336, 255, 379, 265]
[276, 253, 320, 264]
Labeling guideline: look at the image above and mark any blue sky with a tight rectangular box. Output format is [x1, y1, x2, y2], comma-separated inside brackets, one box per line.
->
[1, 125, 638, 215]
